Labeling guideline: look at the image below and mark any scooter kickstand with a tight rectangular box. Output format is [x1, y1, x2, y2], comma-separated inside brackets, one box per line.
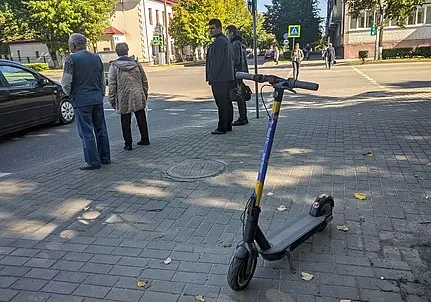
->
[286, 252, 296, 274]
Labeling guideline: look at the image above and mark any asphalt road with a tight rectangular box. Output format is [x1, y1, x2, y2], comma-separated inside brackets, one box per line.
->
[1, 61, 430, 174]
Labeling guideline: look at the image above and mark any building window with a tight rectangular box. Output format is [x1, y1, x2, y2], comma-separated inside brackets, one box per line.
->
[162, 11, 166, 26]
[350, 17, 358, 29]
[156, 10, 160, 25]
[417, 7, 425, 24]
[366, 11, 375, 27]
[148, 8, 153, 25]
[426, 5, 431, 24]
[168, 13, 172, 20]
[35, 51, 40, 58]
[358, 11, 366, 28]
[408, 10, 416, 25]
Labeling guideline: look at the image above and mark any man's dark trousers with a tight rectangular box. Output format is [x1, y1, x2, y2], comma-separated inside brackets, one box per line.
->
[211, 82, 233, 132]
[75, 104, 110, 166]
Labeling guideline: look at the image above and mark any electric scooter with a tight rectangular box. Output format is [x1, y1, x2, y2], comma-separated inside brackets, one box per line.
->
[227, 72, 335, 291]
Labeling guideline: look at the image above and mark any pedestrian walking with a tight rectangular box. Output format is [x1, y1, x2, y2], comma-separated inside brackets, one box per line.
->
[273, 46, 280, 65]
[226, 25, 249, 126]
[324, 43, 336, 69]
[305, 43, 311, 60]
[61, 33, 111, 170]
[108, 43, 150, 150]
[291, 43, 304, 80]
[206, 19, 235, 135]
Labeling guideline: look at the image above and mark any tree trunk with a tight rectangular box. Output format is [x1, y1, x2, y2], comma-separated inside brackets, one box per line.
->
[49, 50, 59, 68]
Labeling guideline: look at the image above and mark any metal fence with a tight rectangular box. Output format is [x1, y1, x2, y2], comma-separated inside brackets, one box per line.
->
[0, 54, 66, 67]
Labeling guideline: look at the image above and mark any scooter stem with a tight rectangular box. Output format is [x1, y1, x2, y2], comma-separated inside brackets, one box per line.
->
[252, 88, 284, 208]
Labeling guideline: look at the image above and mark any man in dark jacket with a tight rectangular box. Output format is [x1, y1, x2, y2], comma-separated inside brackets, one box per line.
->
[206, 19, 235, 135]
[226, 25, 249, 126]
[61, 33, 111, 170]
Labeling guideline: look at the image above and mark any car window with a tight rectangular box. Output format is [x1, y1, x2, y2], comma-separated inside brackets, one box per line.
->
[0, 66, 38, 88]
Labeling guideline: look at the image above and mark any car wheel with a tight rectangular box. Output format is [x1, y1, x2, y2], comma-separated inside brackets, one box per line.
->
[59, 98, 74, 124]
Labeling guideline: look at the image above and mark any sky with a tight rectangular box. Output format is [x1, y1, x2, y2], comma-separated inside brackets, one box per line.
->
[257, 0, 327, 18]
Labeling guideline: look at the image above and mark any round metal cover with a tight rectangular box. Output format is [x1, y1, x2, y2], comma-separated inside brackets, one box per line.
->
[166, 159, 227, 180]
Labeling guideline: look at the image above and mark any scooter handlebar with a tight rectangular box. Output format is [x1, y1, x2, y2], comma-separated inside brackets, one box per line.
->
[235, 72, 319, 91]
[291, 79, 319, 91]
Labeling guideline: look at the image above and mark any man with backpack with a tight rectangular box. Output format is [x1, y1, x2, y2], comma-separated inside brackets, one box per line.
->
[226, 25, 250, 126]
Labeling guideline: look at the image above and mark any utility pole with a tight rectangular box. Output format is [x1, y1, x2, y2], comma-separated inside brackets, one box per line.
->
[164, 0, 170, 64]
[250, 0, 259, 119]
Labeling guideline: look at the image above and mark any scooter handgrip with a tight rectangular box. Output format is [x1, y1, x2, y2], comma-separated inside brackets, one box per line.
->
[235, 72, 256, 81]
[294, 80, 319, 91]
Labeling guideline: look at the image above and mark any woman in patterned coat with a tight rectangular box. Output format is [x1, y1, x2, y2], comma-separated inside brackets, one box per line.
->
[108, 43, 150, 150]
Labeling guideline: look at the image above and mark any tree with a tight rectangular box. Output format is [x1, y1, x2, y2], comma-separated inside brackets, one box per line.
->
[264, 0, 321, 47]
[241, 14, 274, 49]
[0, 1, 34, 43]
[346, 0, 427, 59]
[23, 0, 116, 66]
[0, 0, 116, 66]
[170, 0, 254, 58]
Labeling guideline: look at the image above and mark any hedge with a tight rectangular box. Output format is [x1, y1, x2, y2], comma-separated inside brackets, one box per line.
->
[24, 63, 50, 72]
[382, 46, 431, 59]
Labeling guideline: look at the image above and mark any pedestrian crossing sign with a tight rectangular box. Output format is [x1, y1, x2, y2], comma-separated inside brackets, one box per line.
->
[288, 25, 301, 38]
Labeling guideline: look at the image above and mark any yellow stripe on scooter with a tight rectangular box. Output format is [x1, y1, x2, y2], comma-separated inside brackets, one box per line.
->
[255, 181, 263, 206]
[272, 101, 281, 120]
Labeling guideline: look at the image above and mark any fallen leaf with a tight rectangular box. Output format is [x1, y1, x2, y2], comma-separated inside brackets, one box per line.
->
[83, 206, 90, 211]
[136, 280, 147, 288]
[337, 225, 349, 232]
[267, 192, 274, 196]
[277, 204, 287, 211]
[354, 192, 367, 200]
[363, 151, 374, 157]
[195, 296, 205, 302]
[163, 257, 172, 265]
[426, 196, 429, 200]
[301, 272, 314, 281]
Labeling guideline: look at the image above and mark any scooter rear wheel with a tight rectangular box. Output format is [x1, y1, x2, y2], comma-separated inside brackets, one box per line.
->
[227, 255, 257, 291]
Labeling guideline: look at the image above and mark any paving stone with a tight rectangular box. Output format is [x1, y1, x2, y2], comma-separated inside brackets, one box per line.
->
[73, 284, 110, 299]
[10, 277, 48, 291]
[25, 268, 59, 280]
[41, 281, 79, 295]
[0, 266, 31, 277]
[9, 290, 50, 302]
[46, 295, 84, 302]
[84, 274, 120, 287]
[0, 276, 18, 288]
[23, 258, 57, 268]
[147, 280, 185, 294]
[105, 288, 145, 302]
[79, 262, 113, 274]
[54, 271, 89, 283]
[109, 265, 143, 277]
[0, 288, 19, 301]
[140, 291, 180, 302]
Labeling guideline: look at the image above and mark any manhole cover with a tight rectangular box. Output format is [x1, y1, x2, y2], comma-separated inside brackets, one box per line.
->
[166, 159, 227, 180]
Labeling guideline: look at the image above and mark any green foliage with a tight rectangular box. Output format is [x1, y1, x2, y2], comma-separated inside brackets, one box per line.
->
[169, 0, 260, 49]
[240, 14, 275, 49]
[264, 0, 321, 46]
[0, 1, 34, 43]
[24, 62, 49, 71]
[0, 0, 116, 64]
[346, 0, 427, 27]
[382, 47, 431, 59]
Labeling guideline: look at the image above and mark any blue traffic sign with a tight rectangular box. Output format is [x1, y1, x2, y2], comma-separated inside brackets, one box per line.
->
[288, 25, 301, 38]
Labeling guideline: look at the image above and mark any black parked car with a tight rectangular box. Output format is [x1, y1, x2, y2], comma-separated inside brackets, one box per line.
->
[0, 59, 74, 137]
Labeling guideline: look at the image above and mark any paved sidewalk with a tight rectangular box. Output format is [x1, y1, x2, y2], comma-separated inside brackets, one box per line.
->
[0, 85, 430, 302]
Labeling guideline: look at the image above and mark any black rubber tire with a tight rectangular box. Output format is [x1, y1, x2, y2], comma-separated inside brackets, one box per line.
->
[58, 98, 75, 124]
[227, 255, 257, 291]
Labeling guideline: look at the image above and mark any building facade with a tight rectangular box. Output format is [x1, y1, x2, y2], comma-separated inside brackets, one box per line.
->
[5, 40, 64, 67]
[96, 0, 175, 64]
[326, 0, 431, 58]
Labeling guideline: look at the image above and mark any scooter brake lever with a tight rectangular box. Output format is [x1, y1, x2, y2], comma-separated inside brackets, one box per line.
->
[286, 88, 297, 94]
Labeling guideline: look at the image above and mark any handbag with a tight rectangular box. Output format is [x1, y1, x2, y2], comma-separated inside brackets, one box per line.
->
[230, 82, 252, 102]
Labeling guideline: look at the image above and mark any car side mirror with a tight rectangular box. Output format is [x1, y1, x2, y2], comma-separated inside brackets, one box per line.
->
[38, 78, 50, 86]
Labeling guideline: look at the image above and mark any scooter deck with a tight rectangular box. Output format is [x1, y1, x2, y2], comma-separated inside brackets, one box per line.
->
[259, 213, 328, 261]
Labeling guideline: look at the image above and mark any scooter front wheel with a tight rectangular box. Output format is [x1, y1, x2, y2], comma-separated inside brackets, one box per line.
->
[227, 254, 257, 291]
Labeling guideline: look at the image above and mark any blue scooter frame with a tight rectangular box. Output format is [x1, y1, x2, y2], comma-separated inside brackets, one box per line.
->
[227, 72, 334, 291]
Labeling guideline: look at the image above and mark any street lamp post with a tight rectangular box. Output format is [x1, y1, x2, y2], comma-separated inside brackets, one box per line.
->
[249, 0, 259, 118]
[164, 0, 170, 65]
